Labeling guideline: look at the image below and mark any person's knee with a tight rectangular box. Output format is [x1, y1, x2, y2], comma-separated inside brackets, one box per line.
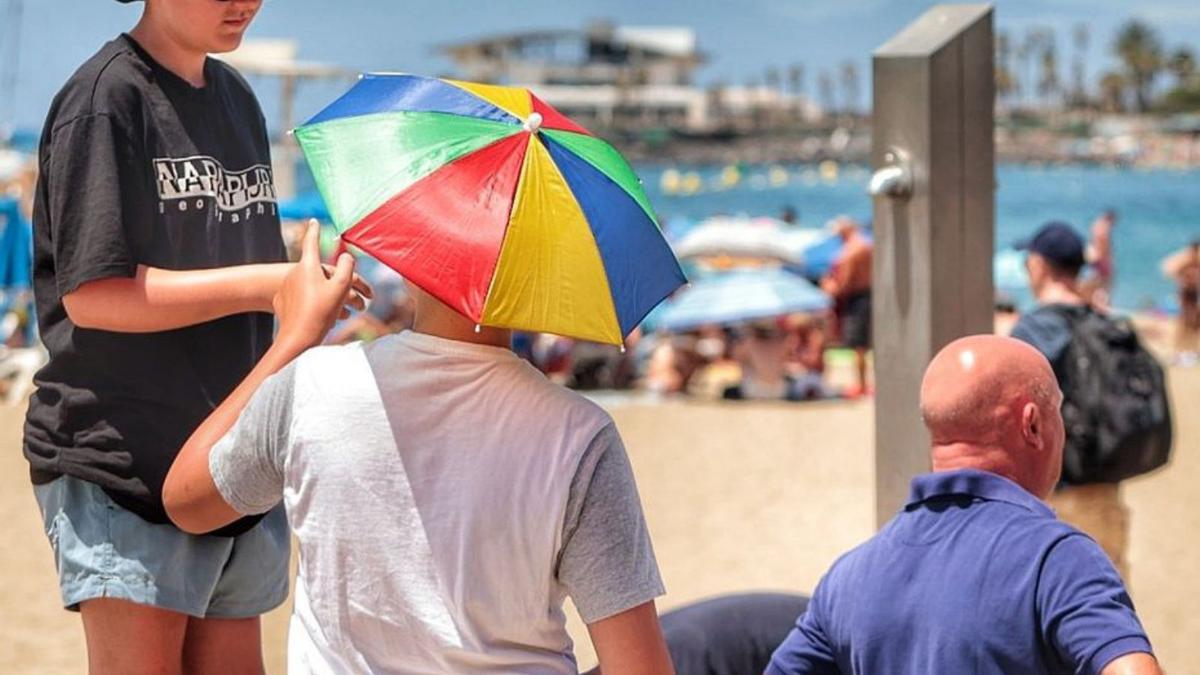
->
[80, 599, 188, 675]
[182, 616, 265, 675]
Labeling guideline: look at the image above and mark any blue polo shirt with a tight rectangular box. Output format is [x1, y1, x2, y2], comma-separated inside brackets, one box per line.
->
[767, 469, 1152, 675]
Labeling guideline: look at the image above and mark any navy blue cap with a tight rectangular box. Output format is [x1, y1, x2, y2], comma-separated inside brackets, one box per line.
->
[1015, 221, 1086, 269]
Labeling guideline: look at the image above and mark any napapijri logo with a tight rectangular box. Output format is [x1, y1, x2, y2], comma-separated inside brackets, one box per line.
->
[154, 155, 278, 221]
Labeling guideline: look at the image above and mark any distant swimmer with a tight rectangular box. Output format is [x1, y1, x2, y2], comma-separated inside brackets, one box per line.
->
[1085, 208, 1117, 308]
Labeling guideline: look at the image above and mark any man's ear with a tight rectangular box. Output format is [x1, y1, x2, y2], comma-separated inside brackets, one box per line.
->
[1021, 402, 1043, 450]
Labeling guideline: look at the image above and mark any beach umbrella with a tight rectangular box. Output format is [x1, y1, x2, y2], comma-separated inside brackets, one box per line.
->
[294, 73, 685, 345]
[657, 267, 831, 332]
[994, 249, 1029, 292]
[672, 216, 799, 264]
[278, 191, 332, 222]
[796, 230, 844, 278]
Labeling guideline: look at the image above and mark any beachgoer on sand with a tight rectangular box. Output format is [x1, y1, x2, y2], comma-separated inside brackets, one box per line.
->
[1163, 240, 1200, 364]
[163, 70, 684, 674]
[24, 1, 366, 672]
[1010, 222, 1171, 581]
[768, 335, 1159, 675]
[165, 225, 675, 674]
[1084, 208, 1117, 309]
[820, 217, 872, 398]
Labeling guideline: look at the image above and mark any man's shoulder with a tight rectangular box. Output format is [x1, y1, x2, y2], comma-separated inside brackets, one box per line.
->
[517, 364, 615, 429]
[1011, 304, 1078, 359]
[48, 38, 147, 129]
[290, 343, 372, 392]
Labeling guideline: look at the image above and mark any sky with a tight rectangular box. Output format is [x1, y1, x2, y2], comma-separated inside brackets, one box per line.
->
[4, 0, 1200, 135]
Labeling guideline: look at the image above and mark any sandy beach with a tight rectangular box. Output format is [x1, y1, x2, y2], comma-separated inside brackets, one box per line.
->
[1, 359, 1196, 673]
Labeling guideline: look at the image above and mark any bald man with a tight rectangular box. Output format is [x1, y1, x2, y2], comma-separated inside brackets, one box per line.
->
[767, 336, 1158, 675]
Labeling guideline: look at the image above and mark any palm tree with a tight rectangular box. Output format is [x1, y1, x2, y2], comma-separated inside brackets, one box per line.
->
[817, 71, 836, 118]
[1167, 47, 1197, 88]
[1114, 20, 1163, 112]
[996, 31, 1017, 105]
[765, 67, 780, 91]
[1071, 24, 1089, 107]
[1099, 72, 1127, 112]
[839, 61, 860, 115]
[787, 64, 805, 123]
[1016, 31, 1034, 105]
[787, 64, 805, 97]
[1037, 31, 1061, 107]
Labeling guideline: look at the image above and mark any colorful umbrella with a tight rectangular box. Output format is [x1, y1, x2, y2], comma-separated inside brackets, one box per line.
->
[294, 73, 686, 345]
[657, 268, 831, 332]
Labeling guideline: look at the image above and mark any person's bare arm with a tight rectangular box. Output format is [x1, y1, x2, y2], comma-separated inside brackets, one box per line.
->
[587, 601, 674, 675]
[63, 263, 289, 332]
[64, 262, 372, 333]
[163, 225, 357, 534]
[1101, 652, 1161, 675]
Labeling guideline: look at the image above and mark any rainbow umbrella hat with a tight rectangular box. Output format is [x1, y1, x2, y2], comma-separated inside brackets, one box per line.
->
[294, 73, 686, 345]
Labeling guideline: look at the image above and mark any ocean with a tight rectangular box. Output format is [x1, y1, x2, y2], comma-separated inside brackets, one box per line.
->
[634, 163, 1200, 312]
[290, 159, 1200, 312]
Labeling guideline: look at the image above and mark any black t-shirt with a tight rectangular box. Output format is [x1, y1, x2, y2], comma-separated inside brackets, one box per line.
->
[24, 35, 286, 536]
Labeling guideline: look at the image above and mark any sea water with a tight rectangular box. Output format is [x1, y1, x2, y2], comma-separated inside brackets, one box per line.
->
[638, 163, 1200, 312]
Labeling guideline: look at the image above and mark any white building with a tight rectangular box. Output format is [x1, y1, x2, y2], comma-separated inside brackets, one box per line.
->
[440, 22, 819, 132]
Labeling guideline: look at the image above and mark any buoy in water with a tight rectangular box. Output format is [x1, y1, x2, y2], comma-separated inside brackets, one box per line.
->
[660, 168, 682, 195]
[819, 160, 839, 183]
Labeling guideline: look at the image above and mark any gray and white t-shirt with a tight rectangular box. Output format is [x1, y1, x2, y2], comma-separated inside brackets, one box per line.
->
[209, 331, 663, 674]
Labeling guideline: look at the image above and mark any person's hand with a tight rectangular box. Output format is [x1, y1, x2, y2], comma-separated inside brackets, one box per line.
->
[272, 223, 356, 351]
[260, 220, 374, 315]
[322, 261, 374, 318]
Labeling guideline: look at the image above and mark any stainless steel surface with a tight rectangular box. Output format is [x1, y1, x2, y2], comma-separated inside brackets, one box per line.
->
[871, 4, 995, 527]
[868, 148, 913, 198]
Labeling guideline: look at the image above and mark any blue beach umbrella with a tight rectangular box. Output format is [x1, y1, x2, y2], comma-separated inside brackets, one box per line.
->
[795, 234, 841, 280]
[278, 191, 332, 222]
[994, 249, 1028, 293]
[657, 267, 831, 332]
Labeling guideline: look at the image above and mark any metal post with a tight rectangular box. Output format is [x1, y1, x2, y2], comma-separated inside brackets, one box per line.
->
[870, 4, 995, 527]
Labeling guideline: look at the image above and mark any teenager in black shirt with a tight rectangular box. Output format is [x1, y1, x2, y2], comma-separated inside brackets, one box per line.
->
[25, 1, 367, 672]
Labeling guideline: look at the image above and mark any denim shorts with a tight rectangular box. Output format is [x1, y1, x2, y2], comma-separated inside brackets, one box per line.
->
[34, 474, 290, 618]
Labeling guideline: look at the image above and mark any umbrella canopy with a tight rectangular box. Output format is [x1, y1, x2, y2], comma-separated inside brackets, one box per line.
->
[278, 191, 332, 222]
[0, 199, 31, 290]
[994, 249, 1029, 292]
[672, 216, 798, 264]
[791, 232, 841, 280]
[657, 267, 831, 332]
[294, 73, 685, 345]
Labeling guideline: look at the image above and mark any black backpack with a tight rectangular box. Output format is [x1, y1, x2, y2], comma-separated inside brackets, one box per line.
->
[1053, 306, 1173, 484]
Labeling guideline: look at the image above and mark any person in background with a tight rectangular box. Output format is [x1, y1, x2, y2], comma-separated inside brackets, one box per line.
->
[162, 225, 674, 674]
[1009, 221, 1173, 581]
[781, 314, 834, 400]
[821, 217, 872, 398]
[584, 593, 809, 675]
[723, 320, 786, 401]
[23, 1, 362, 672]
[1085, 208, 1117, 309]
[644, 333, 703, 396]
[1164, 240, 1200, 365]
[767, 335, 1159, 675]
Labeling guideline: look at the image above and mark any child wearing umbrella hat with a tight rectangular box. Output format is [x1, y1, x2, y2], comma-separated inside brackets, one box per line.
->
[163, 224, 675, 674]
[25, 1, 367, 672]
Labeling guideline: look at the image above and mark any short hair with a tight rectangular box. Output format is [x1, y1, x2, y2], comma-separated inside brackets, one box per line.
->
[1044, 257, 1083, 279]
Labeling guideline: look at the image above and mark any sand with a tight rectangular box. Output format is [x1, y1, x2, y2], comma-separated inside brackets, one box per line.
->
[1, 364, 1196, 673]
